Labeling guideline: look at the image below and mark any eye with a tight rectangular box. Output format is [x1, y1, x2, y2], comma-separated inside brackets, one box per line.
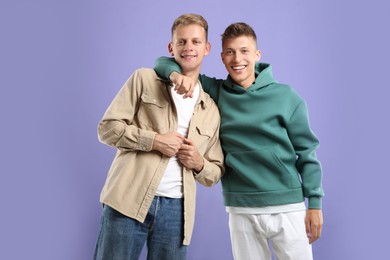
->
[242, 49, 249, 54]
[177, 40, 185, 45]
[225, 50, 234, 55]
[193, 40, 202, 45]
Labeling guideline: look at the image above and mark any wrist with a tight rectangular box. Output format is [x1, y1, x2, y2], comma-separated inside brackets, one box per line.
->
[194, 158, 204, 173]
[152, 134, 161, 151]
[169, 71, 180, 83]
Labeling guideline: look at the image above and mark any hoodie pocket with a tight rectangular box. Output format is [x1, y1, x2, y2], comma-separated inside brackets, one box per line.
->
[225, 149, 297, 192]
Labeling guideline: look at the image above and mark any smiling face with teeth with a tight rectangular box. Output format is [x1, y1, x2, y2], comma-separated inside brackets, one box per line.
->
[169, 24, 211, 82]
[221, 35, 261, 89]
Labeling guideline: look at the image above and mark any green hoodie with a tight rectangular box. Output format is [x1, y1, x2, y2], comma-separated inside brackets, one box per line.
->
[154, 58, 324, 209]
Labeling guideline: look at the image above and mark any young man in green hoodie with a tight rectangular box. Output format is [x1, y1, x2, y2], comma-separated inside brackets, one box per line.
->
[154, 22, 324, 260]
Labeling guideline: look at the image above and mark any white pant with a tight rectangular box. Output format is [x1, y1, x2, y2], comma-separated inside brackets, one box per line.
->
[229, 211, 313, 260]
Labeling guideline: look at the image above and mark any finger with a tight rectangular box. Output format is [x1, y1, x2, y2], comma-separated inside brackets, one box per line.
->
[310, 235, 318, 244]
[183, 88, 194, 98]
[309, 228, 317, 244]
[178, 144, 189, 152]
[179, 145, 194, 154]
[309, 224, 322, 244]
[174, 132, 184, 139]
[183, 92, 192, 98]
[183, 138, 194, 146]
[178, 155, 191, 166]
[305, 219, 311, 238]
[183, 81, 195, 98]
[175, 86, 185, 95]
[305, 219, 314, 243]
[173, 78, 183, 90]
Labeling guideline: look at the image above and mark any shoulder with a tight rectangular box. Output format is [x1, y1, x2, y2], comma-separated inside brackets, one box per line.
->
[271, 83, 303, 101]
[120, 68, 167, 96]
[132, 68, 159, 79]
[127, 68, 167, 87]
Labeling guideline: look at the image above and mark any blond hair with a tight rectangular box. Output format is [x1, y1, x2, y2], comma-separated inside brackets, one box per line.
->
[171, 14, 208, 41]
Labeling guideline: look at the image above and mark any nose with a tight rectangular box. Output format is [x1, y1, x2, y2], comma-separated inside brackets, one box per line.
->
[184, 42, 194, 52]
[233, 52, 242, 62]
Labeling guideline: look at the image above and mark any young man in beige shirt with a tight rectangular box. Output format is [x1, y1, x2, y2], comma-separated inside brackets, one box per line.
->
[93, 14, 224, 260]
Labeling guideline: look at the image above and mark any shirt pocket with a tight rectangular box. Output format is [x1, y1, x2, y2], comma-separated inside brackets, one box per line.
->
[192, 125, 214, 153]
[138, 92, 168, 130]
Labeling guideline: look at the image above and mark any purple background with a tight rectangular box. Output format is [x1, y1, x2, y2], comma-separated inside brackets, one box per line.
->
[1, 0, 389, 259]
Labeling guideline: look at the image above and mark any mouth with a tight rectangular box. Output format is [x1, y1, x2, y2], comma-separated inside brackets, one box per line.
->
[231, 65, 247, 72]
[181, 54, 197, 60]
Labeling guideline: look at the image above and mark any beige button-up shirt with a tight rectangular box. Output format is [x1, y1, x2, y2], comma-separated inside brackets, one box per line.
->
[98, 68, 224, 245]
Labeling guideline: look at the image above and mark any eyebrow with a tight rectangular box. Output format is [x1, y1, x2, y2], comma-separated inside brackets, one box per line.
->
[176, 37, 203, 41]
[224, 47, 250, 50]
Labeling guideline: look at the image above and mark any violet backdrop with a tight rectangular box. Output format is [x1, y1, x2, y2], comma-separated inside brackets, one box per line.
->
[1, 0, 389, 259]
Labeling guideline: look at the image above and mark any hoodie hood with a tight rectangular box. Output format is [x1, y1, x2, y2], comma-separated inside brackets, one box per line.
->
[223, 63, 277, 93]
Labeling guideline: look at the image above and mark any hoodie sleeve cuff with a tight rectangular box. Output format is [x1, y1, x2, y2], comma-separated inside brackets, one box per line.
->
[308, 197, 322, 209]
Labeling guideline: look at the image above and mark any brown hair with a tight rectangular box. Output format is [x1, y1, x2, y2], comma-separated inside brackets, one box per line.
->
[171, 14, 209, 41]
[221, 22, 257, 45]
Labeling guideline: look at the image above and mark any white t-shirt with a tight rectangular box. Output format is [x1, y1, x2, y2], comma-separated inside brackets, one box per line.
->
[155, 84, 200, 198]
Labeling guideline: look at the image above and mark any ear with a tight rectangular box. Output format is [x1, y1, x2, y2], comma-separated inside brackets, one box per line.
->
[168, 42, 174, 56]
[256, 50, 262, 61]
[204, 42, 211, 56]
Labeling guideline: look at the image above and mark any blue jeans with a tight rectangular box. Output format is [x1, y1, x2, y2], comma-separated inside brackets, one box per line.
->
[93, 196, 187, 260]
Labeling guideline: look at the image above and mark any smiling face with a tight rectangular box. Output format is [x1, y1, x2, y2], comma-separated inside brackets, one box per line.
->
[169, 24, 210, 80]
[221, 35, 261, 89]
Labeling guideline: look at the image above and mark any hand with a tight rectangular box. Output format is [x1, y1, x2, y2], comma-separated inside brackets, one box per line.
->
[169, 72, 196, 98]
[152, 132, 184, 157]
[305, 209, 323, 244]
[177, 138, 204, 172]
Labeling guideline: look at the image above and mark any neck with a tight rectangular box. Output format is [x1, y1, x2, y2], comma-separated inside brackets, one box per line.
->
[234, 75, 255, 89]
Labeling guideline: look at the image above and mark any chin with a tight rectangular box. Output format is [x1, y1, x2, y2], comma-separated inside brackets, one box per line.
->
[231, 76, 244, 84]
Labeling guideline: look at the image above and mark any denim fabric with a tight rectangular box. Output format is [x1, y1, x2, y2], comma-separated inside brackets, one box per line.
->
[93, 196, 187, 260]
